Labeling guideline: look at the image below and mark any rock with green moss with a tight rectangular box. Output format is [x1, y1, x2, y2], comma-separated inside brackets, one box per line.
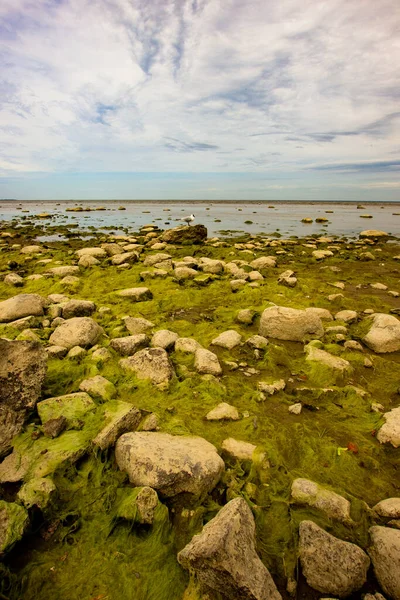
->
[299, 521, 369, 597]
[92, 401, 141, 450]
[17, 477, 56, 510]
[0, 500, 29, 555]
[115, 432, 224, 498]
[305, 344, 353, 375]
[49, 317, 103, 349]
[0, 339, 47, 456]
[291, 478, 351, 522]
[259, 306, 324, 342]
[37, 392, 95, 424]
[178, 497, 282, 600]
[79, 375, 116, 401]
[115, 486, 160, 525]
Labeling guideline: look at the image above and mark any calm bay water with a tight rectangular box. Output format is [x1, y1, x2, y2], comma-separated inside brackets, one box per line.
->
[0, 200, 399, 238]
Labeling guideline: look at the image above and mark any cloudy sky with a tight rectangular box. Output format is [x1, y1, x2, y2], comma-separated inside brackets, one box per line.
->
[1, 0, 399, 200]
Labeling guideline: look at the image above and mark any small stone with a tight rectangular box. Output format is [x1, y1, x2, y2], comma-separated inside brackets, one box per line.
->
[139, 413, 159, 431]
[211, 330, 242, 350]
[344, 340, 363, 351]
[236, 309, 257, 325]
[246, 335, 269, 349]
[335, 310, 358, 323]
[93, 401, 141, 450]
[67, 346, 86, 360]
[123, 317, 154, 335]
[221, 438, 258, 461]
[289, 403, 302, 414]
[91, 347, 112, 363]
[17, 477, 56, 510]
[117, 287, 153, 302]
[151, 330, 179, 350]
[79, 376, 116, 401]
[43, 416, 67, 438]
[4, 273, 24, 287]
[174, 337, 201, 353]
[46, 345, 68, 358]
[110, 334, 148, 356]
[206, 403, 240, 421]
[194, 348, 222, 376]
[230, 279, 247, 292]
[258, 379, 286, 395]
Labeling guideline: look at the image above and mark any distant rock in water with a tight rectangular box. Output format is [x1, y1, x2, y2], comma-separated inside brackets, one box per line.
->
[162, 224, 207, 244]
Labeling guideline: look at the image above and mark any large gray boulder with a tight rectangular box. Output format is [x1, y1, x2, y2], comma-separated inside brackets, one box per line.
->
[259, 306, 324, 341]
[115, 432, 224, 498]
[49, 317, 103, 349]
[368, 526, 400, 600]
[0, 294, 46, 323]
[162, 224, 207, 245]
[299, 520, 370, 597]
[363, 314, 400, 353]
[0, 339, 47, 456]
[178, 497, 281, 600]
[119, 348, 174, 385]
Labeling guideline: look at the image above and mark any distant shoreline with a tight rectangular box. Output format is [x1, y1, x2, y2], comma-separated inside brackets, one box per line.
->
[1, 199, 400, 205]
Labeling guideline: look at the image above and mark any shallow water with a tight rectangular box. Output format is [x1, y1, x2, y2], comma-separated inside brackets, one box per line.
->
[1, 200, 400, 237]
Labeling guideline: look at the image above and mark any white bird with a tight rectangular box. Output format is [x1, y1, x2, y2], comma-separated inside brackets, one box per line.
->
[180, 213, 195, 226]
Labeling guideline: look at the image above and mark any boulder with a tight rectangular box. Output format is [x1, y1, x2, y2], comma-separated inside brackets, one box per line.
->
[162, 224, 207, 245]
[175, 337, 201, 353]
[151, 330, 179, 350]
[93, 401, 141, 450]
[62, 300, 96, 319]
[0, 500, 29, 555]
[194, 348, 222, 376]
[4, 273, 23, 287]
[48, 266, 80, 277]
[368, 526, 400, 600]
[0, 294, 46, 323]
[291, 478, 351, 522]
[299, 521, 370, 597]
[221, 438, 257, 461]
[37, 392, 95, 424]
[174, 266, 198, 280]
[0, 339, 47, 456]
[143, 253, 171, 267]
[79, 375, 116, 401]
[360, 230, 388, 238]
[259, 306, 324, 341]
[206, 403, 240, 421]
[117, 287, 153, 302]
[377, 407, 400, 448]
[177, 497, 281, 600]
[101, 243, 124, 256]
[49, 317, 103, 349]
[110, 334, 148, 356]
[75, 247, 107, 258]
[111, 252, 138, 266]
[119, 348, 174, 385]
[199, 258, 224, 274]
[78, 255, 100, 268]
[250, 256, 276, 270]
[115, 432, 224, 498]
[124, 317, 154, 335]
[373, 498, 400, 518]
[211, 330, 242, 350]
[363, 314, 400, 353]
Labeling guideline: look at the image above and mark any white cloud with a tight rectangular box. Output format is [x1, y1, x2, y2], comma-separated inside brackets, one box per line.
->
[0, 0, 399, 188]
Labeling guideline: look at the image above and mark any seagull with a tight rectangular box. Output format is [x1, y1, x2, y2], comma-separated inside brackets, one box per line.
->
[180, 213, 195, 226]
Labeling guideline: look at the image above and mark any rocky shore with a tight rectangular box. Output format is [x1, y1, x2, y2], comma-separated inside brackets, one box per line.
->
[0, 219, 399, 600]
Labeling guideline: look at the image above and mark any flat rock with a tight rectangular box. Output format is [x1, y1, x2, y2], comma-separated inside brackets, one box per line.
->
[93, 401, 141, 450]
[373, 498, 400, 519]
[360, 230, 388, 238]
[368, 526, 400, 600]
[0, 500, 29, 554]
[363, 313, 400, 353]
[259, 306, 324, 342]
[177, 497, 281, 600]
[48, 265, 80, 277]
[110, 334, 148, 356]
[0, 294, 46, 323]
[206, 402, 240, 421]
[37, 392, 95, 424]
[117, 287, 153, 301]
[75, 247, 107, 258]
[377, 407, 400, 448]
[221, 438, 257, 461]
[115, 432, 224, 498]
[79, 375, 116, 401]
[211, 330, 242, 350]
[194, 348, 222, 376]
[0, 339, 47, 456]
[291, 478, 351, 522]
[49, 317, 103, 349]
[305, 345, 353, 374]
[120, 348, 174, 385]
[123, 317, 154, 335]
[299, 520, 370, 596]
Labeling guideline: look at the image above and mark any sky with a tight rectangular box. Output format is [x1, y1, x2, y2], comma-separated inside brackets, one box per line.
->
[0, 0, 400, 201]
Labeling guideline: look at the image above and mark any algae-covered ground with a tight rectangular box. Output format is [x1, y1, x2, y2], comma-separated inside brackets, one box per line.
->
[0, 217, 400, 600]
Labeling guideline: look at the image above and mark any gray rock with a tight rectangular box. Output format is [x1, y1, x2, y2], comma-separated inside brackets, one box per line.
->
[291, 478, 351, 522]
[373, 498, 400, 518]
[139, 413, 160, 431]
[49, 317, 103, 349]
[289, 403, 302, 414]
[91, 347, 112, 363]
[0, 294, 46, 323]
[206, 403, 240, 421]
[211, 330, 242, 350]
[0, 500, 29, 554]
[123, 317, 154, 335]
[67, 346, 86, 360]
[335, 310, 358, 324]
[120, 348, 174, 386]
[0, 339, 46, 456]
[178, 497, 281, 600]
[174, 266, 198, 280]
[79, 375, 116, 401]
[305, 307, 333, 321]
[247, 335, 269, 349]
[115, 432, 224, 498]
[259, 306, 324, 341]
[62, 300, 96, 319]
[143, 253, 171, 267]
[75, 247, 106, 258]
[194, 348, 222, 376]
[250, 256, 276, 269]
[162, 225, 207, 245]
[258, 379, 286, 395]
[175, 337, 201, 353]
[368, 526, 400, 600]
[111, 252, 138, 265]
[78, 255, 100, 268]
[48, 265, 80, 277]
[363, 314, 400, 353]
[230, 279, 247, 292]
[377, 407, 400, 448]
[199, 257, 225, 274]
[4, 273, 23, 287]
[101, 242, 124, 256]
[236, 309, 257, 325]
[93, 401, 141, 450]
[299, 520, 370, 596]
[110, 334, 148, 356]
[46, 345, 68, 358]
[117, 287, 153, 301]
[151, 329, 179, 350]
